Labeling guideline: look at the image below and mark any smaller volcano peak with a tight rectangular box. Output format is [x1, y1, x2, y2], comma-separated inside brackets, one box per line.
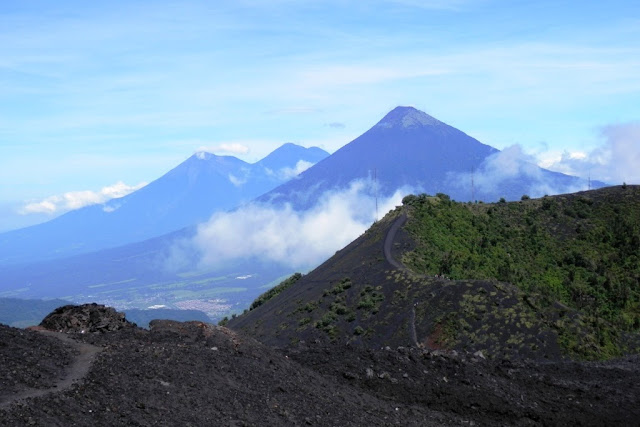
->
[376, 106, 442, 129]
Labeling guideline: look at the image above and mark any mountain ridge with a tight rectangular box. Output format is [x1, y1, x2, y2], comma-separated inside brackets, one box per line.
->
[230, 186, 640, 361]
[0, 144, 329, 266]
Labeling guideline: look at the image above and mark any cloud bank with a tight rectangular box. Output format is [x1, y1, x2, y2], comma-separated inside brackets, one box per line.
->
[450, 122, 639, 201]
[19, 181, 147, 215]
[450, 145, 585, 200]
[542, 122, 640, 184]
[188, 180, 409, 271]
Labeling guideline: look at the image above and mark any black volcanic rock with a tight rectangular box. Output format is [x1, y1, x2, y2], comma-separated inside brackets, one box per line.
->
[40, 303, 136, 333]
[1, 318, 639, 425]
[0, 321, 457, 426]
[0, 324, 75, 403]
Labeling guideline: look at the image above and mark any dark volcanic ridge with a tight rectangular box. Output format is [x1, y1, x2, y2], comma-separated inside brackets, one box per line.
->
[230, 186, 640, 361]
[1, 304, 639, 426]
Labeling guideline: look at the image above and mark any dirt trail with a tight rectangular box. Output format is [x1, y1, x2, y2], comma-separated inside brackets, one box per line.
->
[383, 211, 408, 271]
[0, 331, 102, 409]
[384, 211, 421, 347]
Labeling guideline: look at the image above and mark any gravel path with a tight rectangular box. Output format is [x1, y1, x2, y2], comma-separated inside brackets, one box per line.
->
[0, 330, 102, 409]
[383, 211, 408, 271]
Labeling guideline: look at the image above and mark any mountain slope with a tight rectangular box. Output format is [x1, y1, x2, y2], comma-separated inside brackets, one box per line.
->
[259, 106, 600, 209]
[229, 186, 640, 360]
[0, 144, 328, 266]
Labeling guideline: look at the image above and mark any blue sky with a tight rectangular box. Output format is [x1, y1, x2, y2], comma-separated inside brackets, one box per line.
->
[1, 0, 639, 231]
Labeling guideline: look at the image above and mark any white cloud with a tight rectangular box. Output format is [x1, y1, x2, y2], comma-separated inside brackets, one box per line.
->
[541, 122, 640, 184]
[228, 174, 248, 187]
[183, 179, 409, 270]
[19, 181, 147, 215]
[273, 160, 314, 181]
[196, 143, 250, 155]
[450, 145, 585, 199]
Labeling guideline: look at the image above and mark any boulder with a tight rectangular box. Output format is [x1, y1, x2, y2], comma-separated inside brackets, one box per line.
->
[40, 303, 135, 333]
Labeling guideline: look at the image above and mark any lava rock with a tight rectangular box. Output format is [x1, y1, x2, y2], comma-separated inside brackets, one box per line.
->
[40, 303, 136, 333]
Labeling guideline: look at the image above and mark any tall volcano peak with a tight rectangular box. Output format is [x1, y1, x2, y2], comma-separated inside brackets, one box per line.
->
[375, 106, 442, 129]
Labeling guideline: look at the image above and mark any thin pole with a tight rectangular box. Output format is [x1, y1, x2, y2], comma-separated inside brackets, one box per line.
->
[374, 168, 379, 222]
[471, 166, 475, 202]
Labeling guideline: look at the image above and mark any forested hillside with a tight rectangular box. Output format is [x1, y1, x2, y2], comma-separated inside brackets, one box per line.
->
[402, 185, 640, 357]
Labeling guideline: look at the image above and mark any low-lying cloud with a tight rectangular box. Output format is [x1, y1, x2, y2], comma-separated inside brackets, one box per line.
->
[187, 179, 409, 271]
[19, 181, 147, 215]
[450, 145, 584, 200]
[267, 160, 314, 181]
[542, 122, 640, 184]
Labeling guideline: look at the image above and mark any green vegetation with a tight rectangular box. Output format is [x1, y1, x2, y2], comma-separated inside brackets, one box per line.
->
[323, 277, 352, 296]
[402, 188, 640, 358]
[248, 273, 303, 311]
[357, 285, 385, 313]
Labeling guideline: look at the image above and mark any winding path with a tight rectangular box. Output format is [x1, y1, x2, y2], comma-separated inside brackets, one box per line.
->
[383, 211, 408, 271]
[0, 330, 102, 409]
[383, 211, 421, 347]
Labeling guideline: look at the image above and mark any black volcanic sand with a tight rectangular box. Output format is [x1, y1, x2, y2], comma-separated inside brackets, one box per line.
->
[2, 321, 640, 426]
[287, 341, 640, 426]
[0, 321, 459, 426]
[0, 325, 76, 403]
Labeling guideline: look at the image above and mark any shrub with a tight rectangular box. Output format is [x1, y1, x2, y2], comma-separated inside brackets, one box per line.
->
[324, 278, 352, 296]
[249, 273, 303, 311]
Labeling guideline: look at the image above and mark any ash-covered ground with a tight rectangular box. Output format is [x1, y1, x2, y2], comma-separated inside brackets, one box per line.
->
[1, 304, 639, 426]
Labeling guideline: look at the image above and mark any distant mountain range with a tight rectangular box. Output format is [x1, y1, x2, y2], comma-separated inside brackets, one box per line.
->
[0, 143, 328, 266]
[0, 106, 607, 320]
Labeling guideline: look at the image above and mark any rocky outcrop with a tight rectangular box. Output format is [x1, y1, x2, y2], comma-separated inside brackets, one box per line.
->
[39, 303, 136, 333]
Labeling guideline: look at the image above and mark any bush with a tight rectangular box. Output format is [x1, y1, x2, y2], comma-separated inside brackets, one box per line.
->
[324, 278, 352, 296]
[249, 273, 303, 311]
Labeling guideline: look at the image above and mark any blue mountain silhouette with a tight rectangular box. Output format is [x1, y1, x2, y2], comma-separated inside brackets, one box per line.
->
[0, 144, 328, 266]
